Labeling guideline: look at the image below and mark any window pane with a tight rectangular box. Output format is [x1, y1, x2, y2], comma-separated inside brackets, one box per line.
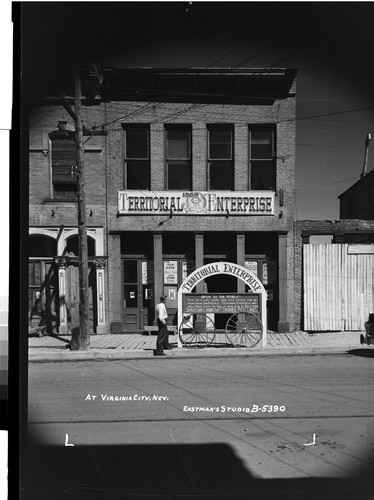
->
[209, 129, 232, 159]
[168, 161, 192, 190]
[124, 285, 138, 307]
[126, 129, 148, 159]
[210, 161, 233, 190]
[53, 185, 77, 200]
[167, 129, 190, 159]
[52, 139, 76, 166]
[52, 138, 77, 195]
[52, 165, 76, 184]
[127, 160, 150, 189]
[251, 160, 275, 190]
[251, 130, 273, 159]
[124, 260, 138, 283]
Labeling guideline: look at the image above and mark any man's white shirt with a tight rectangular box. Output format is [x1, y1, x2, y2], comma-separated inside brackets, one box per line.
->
[156, 302, 168, 323]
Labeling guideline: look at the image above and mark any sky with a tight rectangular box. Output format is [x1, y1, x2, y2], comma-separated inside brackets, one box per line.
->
[17, 1, 374, 221]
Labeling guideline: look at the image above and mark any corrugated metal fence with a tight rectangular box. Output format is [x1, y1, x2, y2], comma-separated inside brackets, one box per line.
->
[303, 244, 374, 331]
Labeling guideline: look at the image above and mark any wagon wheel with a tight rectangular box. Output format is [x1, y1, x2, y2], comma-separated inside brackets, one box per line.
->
[179, 315, 215, 348]
[225, 312, 262, 348]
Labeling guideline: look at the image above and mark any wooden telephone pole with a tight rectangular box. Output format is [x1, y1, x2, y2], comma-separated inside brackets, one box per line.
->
[72, 65, 90, 350]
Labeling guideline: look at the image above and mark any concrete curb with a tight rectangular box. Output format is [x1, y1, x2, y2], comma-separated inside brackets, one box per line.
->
[28, 343, 368, 362]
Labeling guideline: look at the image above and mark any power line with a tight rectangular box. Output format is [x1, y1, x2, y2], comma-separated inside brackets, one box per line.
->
[296, 177, 359, 192]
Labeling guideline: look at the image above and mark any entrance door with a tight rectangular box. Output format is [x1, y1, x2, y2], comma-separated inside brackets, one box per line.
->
[28, 259, 58, 333]
[123, 260, 143, 330]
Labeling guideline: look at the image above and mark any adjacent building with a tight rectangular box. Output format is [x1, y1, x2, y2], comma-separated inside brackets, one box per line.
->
[28, 67, 298, 335]
[339, 169, 374, 222]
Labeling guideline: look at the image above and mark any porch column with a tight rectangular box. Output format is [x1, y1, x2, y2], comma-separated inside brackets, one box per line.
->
[57, 258, 69, 334]
[153, 234, 163, 313]
[109, 234, 122, 333]
[237, 234, 245, 293]
[278, 233, 289, 333]
[95, 259, 106, 334]
[195, 234, 204, 293]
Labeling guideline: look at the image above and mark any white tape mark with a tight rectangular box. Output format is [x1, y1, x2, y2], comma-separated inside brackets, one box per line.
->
[303, 434, 316, 446]
[65, 434, 74, 447]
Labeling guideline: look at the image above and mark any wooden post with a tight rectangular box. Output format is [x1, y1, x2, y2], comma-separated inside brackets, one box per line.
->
[72, 66, 90, 350]
[361, 133, 371, 178]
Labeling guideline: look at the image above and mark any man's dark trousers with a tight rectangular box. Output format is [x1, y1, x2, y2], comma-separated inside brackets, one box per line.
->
[156, 319, 170, 354]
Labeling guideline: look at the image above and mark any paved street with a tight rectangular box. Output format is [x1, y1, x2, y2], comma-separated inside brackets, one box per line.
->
[24, 352, 374, 499]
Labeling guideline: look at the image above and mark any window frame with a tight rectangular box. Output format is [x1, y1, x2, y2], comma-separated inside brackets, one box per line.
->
[165, 125, 192, 191]
[207, 125, 234, 191]
[248, 125, 276, 191]
[123, 124, 151, 190]
[49, 131, 78, 201]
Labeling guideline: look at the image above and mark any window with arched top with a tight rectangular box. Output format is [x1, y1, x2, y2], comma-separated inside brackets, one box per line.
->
[29, 235, 57, 257]
[65, 235, 96, 257]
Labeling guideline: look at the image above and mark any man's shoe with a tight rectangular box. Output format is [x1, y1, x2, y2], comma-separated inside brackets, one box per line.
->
[164, 347, 173, 350]
[154, 352, 165, 356]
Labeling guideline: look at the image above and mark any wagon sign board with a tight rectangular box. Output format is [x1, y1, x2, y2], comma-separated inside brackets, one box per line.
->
[184, 293, 260, 315]
[177, 261, 267, 348]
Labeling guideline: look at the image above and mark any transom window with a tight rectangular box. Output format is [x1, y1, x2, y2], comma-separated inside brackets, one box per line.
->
[123, 125, 150, 190]
[249, 127, 276, 190]
[166, 126, 192, 190]
[208, 126, 234, 190]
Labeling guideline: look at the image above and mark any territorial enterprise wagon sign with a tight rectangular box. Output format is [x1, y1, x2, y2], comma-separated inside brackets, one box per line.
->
[118, 191, 275, 215]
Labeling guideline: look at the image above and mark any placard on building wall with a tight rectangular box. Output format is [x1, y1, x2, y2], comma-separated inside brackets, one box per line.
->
[184, 293, 260, 314]
[118, 191, 275, 215]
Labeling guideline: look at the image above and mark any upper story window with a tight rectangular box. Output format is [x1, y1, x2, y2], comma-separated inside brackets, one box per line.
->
[249, 127, 276, 190]
[49, 121, 77, 200]
[166, 126, 192, 190]
[208, 126, 234, 190]
[123, 125, 150, 190]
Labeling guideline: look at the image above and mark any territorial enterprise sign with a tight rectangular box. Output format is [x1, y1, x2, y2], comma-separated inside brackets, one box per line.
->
[118, 191, 275, 216]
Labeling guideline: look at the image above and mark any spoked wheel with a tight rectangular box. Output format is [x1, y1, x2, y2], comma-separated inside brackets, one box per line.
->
[179, 315, 215, 348]
[226, 312, 262, 348]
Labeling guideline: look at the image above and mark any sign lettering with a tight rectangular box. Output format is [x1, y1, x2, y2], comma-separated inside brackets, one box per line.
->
[118, 191, 275, 216]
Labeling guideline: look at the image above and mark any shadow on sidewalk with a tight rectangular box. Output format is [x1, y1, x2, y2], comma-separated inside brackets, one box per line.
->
[20, 432, 373, 500]
[347, 348, 374, 358]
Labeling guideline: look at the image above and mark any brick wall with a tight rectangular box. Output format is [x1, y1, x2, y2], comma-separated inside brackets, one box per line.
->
[29, 85, 297, 334]
[106, 96, 296, 233]
[29, 105, 107, 228]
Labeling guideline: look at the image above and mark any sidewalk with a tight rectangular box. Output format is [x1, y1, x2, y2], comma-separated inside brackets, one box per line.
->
[28, 330, 368, 361]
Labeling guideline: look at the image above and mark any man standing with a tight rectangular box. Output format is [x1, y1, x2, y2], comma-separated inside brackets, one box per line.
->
[154, 295, 171, 355]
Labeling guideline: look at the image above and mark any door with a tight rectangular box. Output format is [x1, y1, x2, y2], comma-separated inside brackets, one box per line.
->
[123, 259, 154, 330]
[28, 259, 58, 333]
[245, 258, 278, 331]
[123, 260, 142, 330]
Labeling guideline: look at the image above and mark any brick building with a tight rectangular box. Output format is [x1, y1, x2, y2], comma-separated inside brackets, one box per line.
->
[28, 67, 297, 335]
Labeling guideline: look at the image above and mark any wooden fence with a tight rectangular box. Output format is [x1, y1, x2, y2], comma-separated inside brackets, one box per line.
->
[303, 244, 374, 331]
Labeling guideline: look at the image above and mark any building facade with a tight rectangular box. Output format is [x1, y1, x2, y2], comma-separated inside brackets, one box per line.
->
[339, 169, 374, 221]
[28, 67, 297, 335]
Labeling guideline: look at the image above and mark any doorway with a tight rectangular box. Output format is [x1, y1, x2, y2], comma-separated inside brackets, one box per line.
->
[28, 259, 58, 333]
[123, 259, 153, 330]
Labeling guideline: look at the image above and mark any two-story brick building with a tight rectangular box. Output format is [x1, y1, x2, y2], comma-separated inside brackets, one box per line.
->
[28, 67, 297, 335]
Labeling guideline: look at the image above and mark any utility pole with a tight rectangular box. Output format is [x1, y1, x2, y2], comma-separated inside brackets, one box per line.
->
[361, 133, 371, 178]
[72, 65, 90, 350]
